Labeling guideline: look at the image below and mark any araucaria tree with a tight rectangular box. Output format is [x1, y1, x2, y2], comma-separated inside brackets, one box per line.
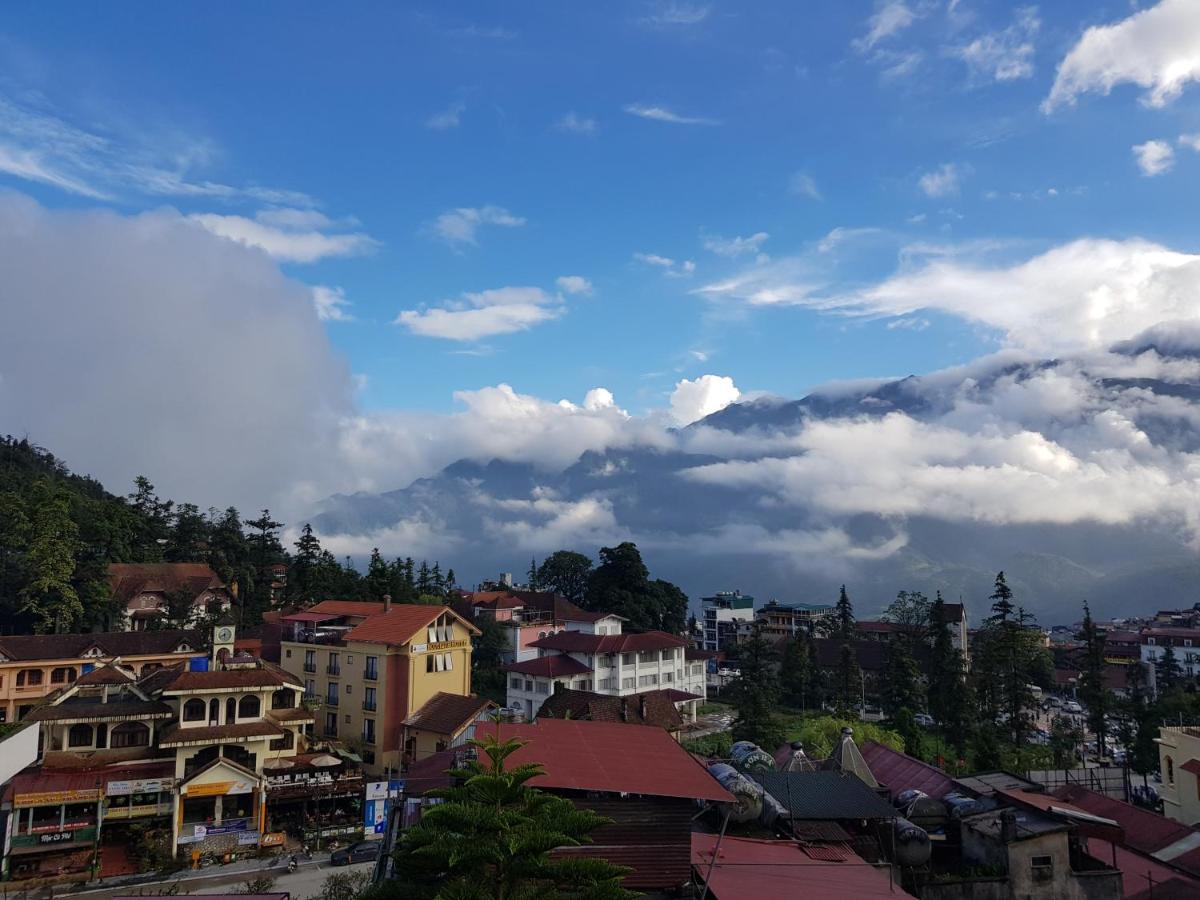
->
[1077, 602, 1112, 758]
[927, 593, 970, 757]
[729, 624, 785, 750]
[388, 733, 634, 900]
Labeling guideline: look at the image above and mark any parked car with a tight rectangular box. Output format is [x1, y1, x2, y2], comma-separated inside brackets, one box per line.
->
[331, 841, 381, 866]
[914, 713, 936, 728]
[1064, 700, 1083, 714]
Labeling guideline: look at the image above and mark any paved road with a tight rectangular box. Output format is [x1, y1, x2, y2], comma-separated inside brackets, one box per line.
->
[45, 858, 377, 900]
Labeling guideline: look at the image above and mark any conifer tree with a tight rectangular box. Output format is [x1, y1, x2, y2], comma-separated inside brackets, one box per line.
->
[729, 624, 785, 749]
[1077, 602, 1112, 757]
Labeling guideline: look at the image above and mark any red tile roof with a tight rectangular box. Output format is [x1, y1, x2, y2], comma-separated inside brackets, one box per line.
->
[859, 740, 957, 799]
[1180, 759, 1200, 777]
[343, 604, 479, 645]
[159, 665, 297, 693]
[402, 692, 496, 736]
[528, 630, 686, 653]
[301, 600, 386, 617]
[474, 719, 732, 802]
[158, 721, 285, 747]
[108, 563, 225, 602]
[502, 656, 593, 677]
[691, 834, 898, 899]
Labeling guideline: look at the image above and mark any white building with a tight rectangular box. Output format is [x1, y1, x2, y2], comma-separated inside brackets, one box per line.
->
[1140, 627, 1200, 693]
[503, 619, 706, 722]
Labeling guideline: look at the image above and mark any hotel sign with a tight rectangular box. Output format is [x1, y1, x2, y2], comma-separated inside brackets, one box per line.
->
[429, 640, 467, 652]
[185, 779, 254, 797]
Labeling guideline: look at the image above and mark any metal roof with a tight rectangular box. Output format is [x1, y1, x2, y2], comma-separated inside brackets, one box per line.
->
[860, 740, 956, 799]
[475, 718, 732, 803]
[751, 771, 897, 820]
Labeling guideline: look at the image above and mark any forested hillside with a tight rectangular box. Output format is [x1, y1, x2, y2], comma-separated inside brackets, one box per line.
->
[0, 436, 457, 634]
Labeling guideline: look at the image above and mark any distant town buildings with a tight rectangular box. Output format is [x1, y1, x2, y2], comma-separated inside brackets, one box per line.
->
[107, 563, 231, 631]
[701, 590, 755, 652]
[752, 599, 834, 639]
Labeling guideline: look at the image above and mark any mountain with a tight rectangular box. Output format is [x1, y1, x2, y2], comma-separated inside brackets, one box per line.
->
[311, 338, 1200, 624]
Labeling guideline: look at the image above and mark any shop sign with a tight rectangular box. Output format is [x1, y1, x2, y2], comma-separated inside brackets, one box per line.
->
[429, 640, 467, 651]
[14, 788, 100, 808]
[185, 779, 254, 797]
[38, 831, 75, 845]
[261, 832, 286, 848]
[205, 819, 249, 836]
[237, 831, 261, 846]
[410, 643, 427, 654]
[107, 778, 173, 796]
[365, 781, 388, 801]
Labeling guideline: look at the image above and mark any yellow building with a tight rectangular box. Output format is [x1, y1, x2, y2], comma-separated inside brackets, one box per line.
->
[279, 600, 481, 773]
[1157, 726, 1200, 826]
[0, 630, 203, 723]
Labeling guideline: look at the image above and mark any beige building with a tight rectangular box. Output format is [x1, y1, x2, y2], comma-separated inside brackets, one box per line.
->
[108, 563, 231, 631]
[279, 600, 480, 773]
[1157, 726, 1200, 826]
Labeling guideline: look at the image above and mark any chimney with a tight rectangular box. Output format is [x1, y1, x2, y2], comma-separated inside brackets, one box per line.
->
[999, 810, 1017, 844]
[383, 593, 392, 613]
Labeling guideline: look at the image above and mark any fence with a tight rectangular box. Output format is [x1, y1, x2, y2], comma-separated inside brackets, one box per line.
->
[1025, 766, 1129, 800]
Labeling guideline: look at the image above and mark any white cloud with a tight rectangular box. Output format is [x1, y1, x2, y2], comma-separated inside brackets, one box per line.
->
[854, 2, 918, 52]
[788, 173, 822, 200]
[634, 251, 696, 277]
[669, 374, 741, 425]
[1177, 133, 1200, 152]
[952, 6, 1040, 82]
[640, 2, 712, 27]
[554, 112, 598, 135]
[555, 275, 593, 295]
[426, 101, 466, 130]
[703, 232, 769, 258]
[695, 236, 1200, 355]
[1043, 0, 1200, 112]
[918, 162, 967, 197]
[623, 104, 720, 125]
[190, 209, 377, 263]
[1133, 139, 1175, 176]
[429, 205, 525, 247]
[312, 285, 354, 322]
[394, 286, 564, 341]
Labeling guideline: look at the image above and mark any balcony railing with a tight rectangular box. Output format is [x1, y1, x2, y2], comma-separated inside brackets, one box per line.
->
[325, 695, 338, 707]
[326, 665, 340, 676]
[303, 662, 317, 673]
[364, 667, 378, 681]
[362, 701, 376, 712]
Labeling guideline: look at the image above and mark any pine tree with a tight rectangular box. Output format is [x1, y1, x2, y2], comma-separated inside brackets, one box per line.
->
[527, 557, 539, 590]
[728, 624, 785, 749]
[1120, 661, 1159, 775]
[1158, 643, 1183, 694]
[416, 560, 432, 595]
[430, 561, 444, 596]
[1077, 602, 1112, 757]
[444, 568, 458, 593]
[21, 480, 82, 633]
[973, 577, 1046, 750]
[928, 593, 971, 756]
[365, 549, 391, 601]
[987, 571, 1015, 624]
[822, 585, 856, 641]
[835, 642, 862, 717]
[881, 642, 924, 719]
[779, 631, 818, 710]
[291, 524, 322, 602]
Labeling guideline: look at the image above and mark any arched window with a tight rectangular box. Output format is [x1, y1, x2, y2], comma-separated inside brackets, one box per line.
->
[1168, 756, 1175, 785]
[209, 698, 219, 724]
[110, 722, 149, 748]
[50, 667, 76, 684]
[68, 724, 93, 747]
[226, 697, 237, 723]
[183, 699, 206, 722]
[238, 695, 261, 719]
[272, 689, 296, 709]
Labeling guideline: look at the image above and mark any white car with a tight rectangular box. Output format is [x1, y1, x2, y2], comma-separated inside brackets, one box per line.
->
[914, 713, 936, 728]
[1064, 701, 1083, 714]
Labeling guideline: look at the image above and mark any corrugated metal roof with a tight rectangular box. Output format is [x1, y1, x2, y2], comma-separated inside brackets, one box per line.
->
[691, 833, 899, 900]
[752, 771, 896, 820]
[402, 692, 495, 735]
[475, 719, 732, 802]
[860, 740, 956, 800]
[528, 630, 687, 653]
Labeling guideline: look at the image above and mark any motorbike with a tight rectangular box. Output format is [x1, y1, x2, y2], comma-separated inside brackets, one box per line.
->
[288, 855, 298, 873]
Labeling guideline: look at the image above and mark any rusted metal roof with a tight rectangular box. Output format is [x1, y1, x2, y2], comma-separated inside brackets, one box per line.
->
[158, 721, 285, 747]
[860, 740, 957, 799]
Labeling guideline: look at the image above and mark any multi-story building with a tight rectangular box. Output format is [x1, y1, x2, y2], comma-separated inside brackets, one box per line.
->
[1140, 627, 1200, 693]
[278, 599, 480, 773]
[701, 591, 755, 652]
[753, 600, 834, 638]
[503, 619, 706, 721]
[1157, 726, 1200, 825]
[107, 563, 231, 630]
[6, 621, 313, 881]
[457, 589, 623, 663]
[0, 630, 204, 723]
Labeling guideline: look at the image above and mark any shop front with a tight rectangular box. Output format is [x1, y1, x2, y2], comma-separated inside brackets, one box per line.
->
[5, 781, 101, 882]
[175, 760, 265, 860]
[264, 753, 364, 848]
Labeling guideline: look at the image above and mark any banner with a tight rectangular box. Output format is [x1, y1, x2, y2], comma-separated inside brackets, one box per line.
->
[14, 788, 100, 808]
[107, 778, 172, 796]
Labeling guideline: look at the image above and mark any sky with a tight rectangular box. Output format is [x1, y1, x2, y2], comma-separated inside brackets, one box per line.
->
[3, 0, 1200, 534]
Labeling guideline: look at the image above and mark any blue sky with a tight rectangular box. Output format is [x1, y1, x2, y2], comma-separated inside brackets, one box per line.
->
[4, 1, 1200, 423]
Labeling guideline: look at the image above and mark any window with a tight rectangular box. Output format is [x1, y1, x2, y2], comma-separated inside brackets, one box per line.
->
[16, 669, 42, 687]
[1030, 855, 1053, 883]
[326, 683, 339, 707]
[622, 677, 636, 689]
[272, 688, 296, 709]
[183, 698, 206, 721]
[1167, 756, 1175, 784]
[304, 679, 316, 698]
[661, 649, 673, 662]
[524, 680, 533, 692]
[621, 653, 634, 666]
[345, 655, 353, 665]
[345, 713, 351, 723]
[110, 722, 149, 748]
[364, 687, 377, 711]
[68, 723, 93, 747]
[637, 650, 656, 664]
[304, 650, 316, 673]
[238, 695, 261, 718]
[638, 674, 659, 687]
[663, 671, 674, 683]
[50, 667, 76, 684]
[510, 677, 523, 690]
[285, 649, 292, 658]
[426, 652, 453, 673]
[363, 749, 376, 765]
[365, 656, 378, 680]
[325, 712, 338, 737]
[327, 652, 340, 676]
[362, 719, 376, 744]
[535, 681, 549, 695]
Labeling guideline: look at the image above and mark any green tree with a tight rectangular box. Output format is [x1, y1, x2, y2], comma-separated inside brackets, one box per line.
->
[1077, 602, 1113, 757]
[365, 548, 391, 601]
[472, 616, 511, 703]
[526, 557, 539, 590]
[388, 732, 634, 900]
[0, 491, 31, 621]
[537, 551, 593, 604]
[167, 502, 209, 562]
[779, 629, 820, 710]
[834, 642, 862, 717]
[128, 475, 174, 561]
[1158, 643, 1183, 694]
[881, 590, 932, 651]
[821, 585, 856, 641]
[973, 573, 1045, 749]
[1118, 661, 1159, 775]
[881, 642, 924, 719]
[291, 524, 322, 602]
[21, 480, 82, 633]
[727, 624, 785, 750]
[1049, 715, 1083, 769]
[987, 571, 1015, 624]
[584, 543, 685, 633]
[927, 593, 971, 756]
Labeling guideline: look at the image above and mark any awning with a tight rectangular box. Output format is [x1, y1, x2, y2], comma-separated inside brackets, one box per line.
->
[281, 612, 340, 624]
[335, 748, 363, 764]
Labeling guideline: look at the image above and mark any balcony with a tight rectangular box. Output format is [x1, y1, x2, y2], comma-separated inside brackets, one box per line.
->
[363, 667, 378, 681]
[362, 700, 376, 712]
[326, 665, 340, 676]
[303, 662, 317, 674]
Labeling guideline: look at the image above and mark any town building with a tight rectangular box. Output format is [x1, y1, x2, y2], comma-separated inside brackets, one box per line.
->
[752, 599, 833, 639]
[1141, 628, 1200, 693]
[1156, 726, 1200, 826]
[278, 599, 480, 773]
[535, 687, 687, 738]
[400, 692, 496, 762]
[0, 630, 203, 723]
[503, 623, 706, 721]
[5, 621, 314, 881]
[108, 563, 231, 631]
[701, 590, 755, 652]
[455, 589, 623, 664]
